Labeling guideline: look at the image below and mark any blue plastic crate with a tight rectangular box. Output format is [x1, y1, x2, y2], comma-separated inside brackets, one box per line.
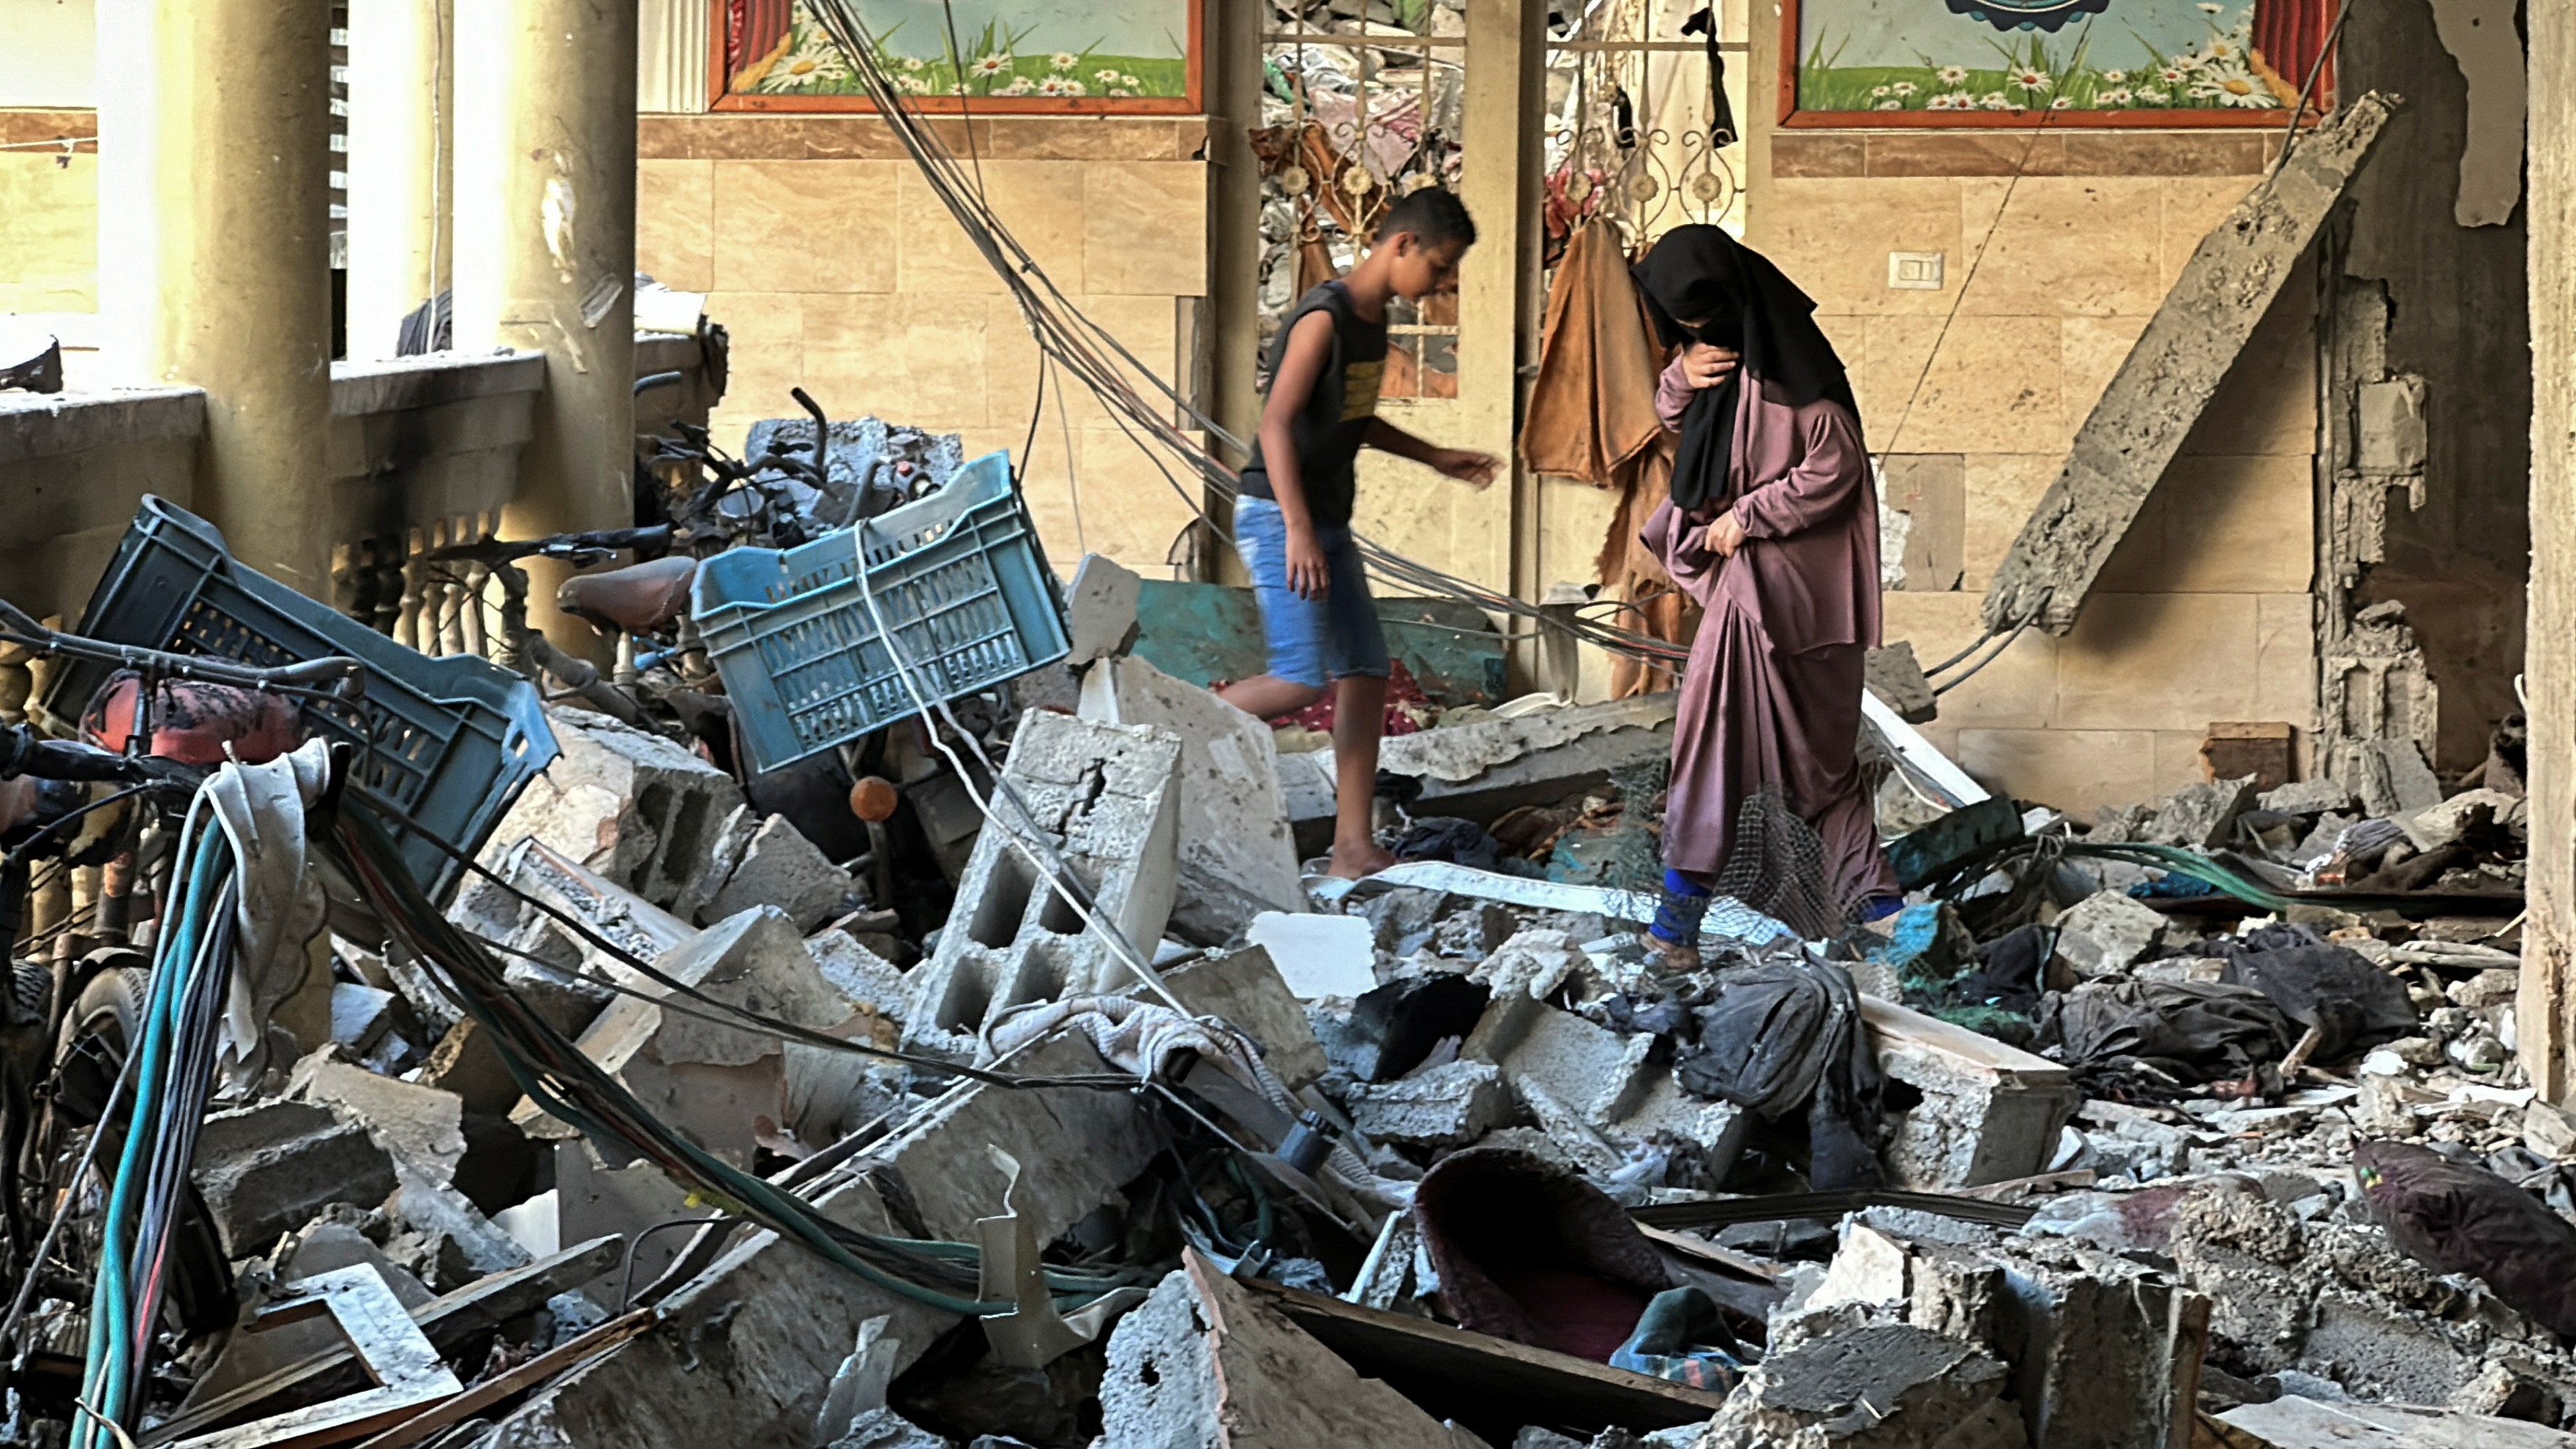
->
[693, 452, 1069, 774]
[39, 496, 558, 899]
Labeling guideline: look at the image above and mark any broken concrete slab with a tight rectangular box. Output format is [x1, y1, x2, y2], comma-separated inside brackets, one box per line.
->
[287, 1049, 468, 1187]
[1102, 1253, 1461, 1449]
[1158, 946, 1329, 1091]
[330, 981, 396, 1053]
[808, 928, 910, 1022]
[1701, 1322, 2027, 1448]
[1245, 911, 1377, 1000]
[193, 1100, 400, 1258]
[1981, 93, 2399, 635]
[1281, 695, 1679, 849]
[2351, 737, 2448, 817]
[903, 711, 1182, 1059]
[1464, 996, 1745, 1182]
[1347, 1060, 1519, 1147]
[703, 811, 855, 932]
[2050, 891, 2170, 980]
[514, 905, 869, 1164]
[2149, 775, 2258, 850]
[486, 705, 747, 910]
[1472, 928, 1586, 1003]
[1863, 997, 2079, 1191]
[2400, 787, 2522, 852]
[2261, 779, 2359, 816]
[1079, 654, 1305, 942]
[1065, 552, 1143, 667]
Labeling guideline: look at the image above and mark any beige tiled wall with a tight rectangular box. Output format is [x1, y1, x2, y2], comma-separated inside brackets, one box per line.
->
[638, 116, 1211, 574]
[1752, 137, 2319, 815]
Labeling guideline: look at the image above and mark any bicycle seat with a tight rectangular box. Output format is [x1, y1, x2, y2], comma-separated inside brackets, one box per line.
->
[557, 553, 698, 632]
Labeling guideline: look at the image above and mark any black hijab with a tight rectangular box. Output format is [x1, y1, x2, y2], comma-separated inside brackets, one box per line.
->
[1630, 225, 1861, 513]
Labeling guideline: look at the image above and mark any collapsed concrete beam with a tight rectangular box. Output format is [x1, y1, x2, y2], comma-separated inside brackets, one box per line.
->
[1278, 694, 1677, 844]
[1980, 92, 2398, 635]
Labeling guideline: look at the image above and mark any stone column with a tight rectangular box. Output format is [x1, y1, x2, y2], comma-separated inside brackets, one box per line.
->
[94, 0, 336, 596]
[2523, 0, 2575, 1101]
[345, 0, 454, 362]
[451, 0, 637, 653]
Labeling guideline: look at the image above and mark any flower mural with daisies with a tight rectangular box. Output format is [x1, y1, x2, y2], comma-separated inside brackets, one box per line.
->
[1790, 1, 2321, 121]
[722, 0, 1193, 108]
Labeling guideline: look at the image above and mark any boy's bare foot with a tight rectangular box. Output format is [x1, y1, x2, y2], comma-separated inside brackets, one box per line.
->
[1649, 935, 1701, 973]
[1327, 841, 1397, 879]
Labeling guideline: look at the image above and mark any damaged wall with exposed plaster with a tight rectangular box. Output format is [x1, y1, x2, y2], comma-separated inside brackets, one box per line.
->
[1747, 119, 2322, 816]
[2324, 0, 2531, 779]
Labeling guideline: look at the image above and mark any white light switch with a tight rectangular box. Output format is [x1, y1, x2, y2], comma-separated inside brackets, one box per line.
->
[1888, 251, 1946, 290]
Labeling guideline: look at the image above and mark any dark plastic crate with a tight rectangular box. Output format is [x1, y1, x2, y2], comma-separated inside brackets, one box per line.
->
[40, 496, 558, 898]
[692, 452, 1070, 774]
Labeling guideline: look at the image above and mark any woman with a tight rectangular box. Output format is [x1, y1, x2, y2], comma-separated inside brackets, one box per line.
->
[1629, 225, 1898, 962]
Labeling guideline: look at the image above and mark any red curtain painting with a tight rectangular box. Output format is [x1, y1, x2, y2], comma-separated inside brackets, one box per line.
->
[2254, 0, 2340, 109]
[727, 0, 795, 80]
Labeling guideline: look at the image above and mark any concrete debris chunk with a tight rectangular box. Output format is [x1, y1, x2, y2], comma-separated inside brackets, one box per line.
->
[904, 711, 1182, 1058]
[1471, 927, 1585, 1001]
[1081, 654, 1306, 941]
[1101, 1254, 1462, 1449]
[1701, 1323, 2027, 1448]
[2400, 787, 2522, 852]
[286, 1049, 468, 1187]
[329, 981, 397, 1052]
[516, 905, 869, 1164]
[2148, 774, 2258, 849]
[192, 1100, 399, 1259]
[2050, 891, 2169, 979]
[703, 809, 855, 931]
[487, 705, 747, 910]
[1246, 910, 1378, 1000]
[1347, 1060, 1519, 1147]
[1158, 945, 1329, 1090]
[1864, 997, 2078, 1190]
[476, 1037, 1163, 1447]
[1065, 552, 1144, 666]
[2260, 779, 2359, 816]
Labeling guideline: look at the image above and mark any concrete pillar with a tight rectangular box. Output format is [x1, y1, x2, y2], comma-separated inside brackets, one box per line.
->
[2522, 1, 2575, 1101]
[95, 0, 336, 597]
[451, 0, 637, 652]
[345, 0, 454, 362]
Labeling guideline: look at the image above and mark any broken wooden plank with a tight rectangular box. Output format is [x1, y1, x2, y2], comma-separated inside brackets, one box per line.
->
[141, 1236, 624, 1447]
[168, 1268, 461, 1449]
[1234, 1268, 1730, 1434]
[1981, 92, 2399, 636]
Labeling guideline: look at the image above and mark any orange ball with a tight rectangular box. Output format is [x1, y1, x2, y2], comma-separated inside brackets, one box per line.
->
[849, 775, 900, 823]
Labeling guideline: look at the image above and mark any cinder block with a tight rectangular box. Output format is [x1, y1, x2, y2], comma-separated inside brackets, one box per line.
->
[1078, 654, 1303, 942]
[487, 707, 746, 909]
[904, 711, 1180, 1060]
[1865, 997, 2078, 1190]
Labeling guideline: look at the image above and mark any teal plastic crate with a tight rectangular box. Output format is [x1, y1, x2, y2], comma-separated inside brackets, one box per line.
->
[692, 452, 1069, 773]
[40, 496, 558, 899]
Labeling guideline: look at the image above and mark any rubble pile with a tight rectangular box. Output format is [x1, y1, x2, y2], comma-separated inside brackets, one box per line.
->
[0, 459, 2568, 1449]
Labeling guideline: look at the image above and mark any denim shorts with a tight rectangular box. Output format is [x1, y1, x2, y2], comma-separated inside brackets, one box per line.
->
[1235, 495, 1390, 689]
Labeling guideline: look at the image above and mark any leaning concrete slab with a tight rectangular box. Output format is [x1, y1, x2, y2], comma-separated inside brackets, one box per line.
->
[1981, 93, 2398, 635]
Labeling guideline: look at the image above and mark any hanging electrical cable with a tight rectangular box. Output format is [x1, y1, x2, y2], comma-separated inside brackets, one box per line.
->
[799, 0, 1688, 669]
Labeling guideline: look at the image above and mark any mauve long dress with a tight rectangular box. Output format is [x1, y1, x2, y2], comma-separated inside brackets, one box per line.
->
[1643, 353, 1899, 907]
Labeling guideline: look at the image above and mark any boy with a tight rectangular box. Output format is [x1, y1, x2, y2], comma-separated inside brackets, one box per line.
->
[1216, 187, 1498, 878]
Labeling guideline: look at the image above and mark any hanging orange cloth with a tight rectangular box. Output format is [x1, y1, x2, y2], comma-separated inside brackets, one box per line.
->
[1520, 220, 1700, 697]
[1520, 220, 1669, 484]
